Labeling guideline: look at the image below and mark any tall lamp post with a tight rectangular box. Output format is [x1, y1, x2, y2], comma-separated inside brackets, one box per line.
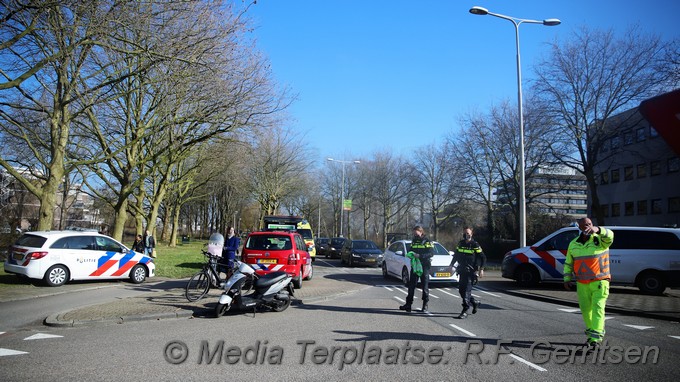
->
[469, 6, 560, 247]
[327, 158, 360, 237]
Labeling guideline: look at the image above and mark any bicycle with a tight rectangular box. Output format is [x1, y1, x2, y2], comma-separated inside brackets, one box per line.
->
[185, 249, 229, 302]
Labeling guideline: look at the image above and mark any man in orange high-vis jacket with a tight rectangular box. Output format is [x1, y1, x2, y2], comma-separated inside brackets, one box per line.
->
[563, 217, 614, 348]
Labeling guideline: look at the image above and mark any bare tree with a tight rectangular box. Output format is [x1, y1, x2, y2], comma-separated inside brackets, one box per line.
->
[0, 1, 137, 230]
[247, 125, 311, 223]
[412, 142, 463, 241]
[532, 26, 675, 224]
[369, 151, 417, 248]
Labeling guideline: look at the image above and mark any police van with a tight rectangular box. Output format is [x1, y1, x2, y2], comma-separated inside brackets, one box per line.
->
[501, 226, 680, 294]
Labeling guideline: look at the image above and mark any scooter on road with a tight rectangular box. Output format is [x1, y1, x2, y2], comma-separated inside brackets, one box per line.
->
[214, 260, 295, 317]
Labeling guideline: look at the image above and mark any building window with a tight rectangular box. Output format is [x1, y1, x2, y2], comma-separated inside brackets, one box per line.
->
[624, 132, 634, 145]
[601, 139, 610, 153]
[636, 128, 646, 142]
[611, 203, 621, 217]
[611, 136, 621, 150]
[650, 126, 659, 138]
[624, 166, 634, 181]
[650, 161, 661, 176]
[651, 199, 662, 214]
[600, 172, 609, 185]
[669, 157, 680, 173]
[602, 204, 609, 218]
[611, 169, 620, 183]
[637, 163, 647, 178]
[669, 197, 680, 213]
[637, 200, 648, 215]
[624, 202, 634, 216]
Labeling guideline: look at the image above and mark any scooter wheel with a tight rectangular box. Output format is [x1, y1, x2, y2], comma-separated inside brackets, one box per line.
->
[271, 296, 291, 312]
[215, 303, 230, 317]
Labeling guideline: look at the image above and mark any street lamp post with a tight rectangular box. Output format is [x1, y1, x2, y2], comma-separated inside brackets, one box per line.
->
[469, 6, 560, 247]
[327, 158, 360, 237]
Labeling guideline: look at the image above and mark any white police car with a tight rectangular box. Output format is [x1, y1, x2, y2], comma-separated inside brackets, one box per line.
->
[4, 231, 155, 287]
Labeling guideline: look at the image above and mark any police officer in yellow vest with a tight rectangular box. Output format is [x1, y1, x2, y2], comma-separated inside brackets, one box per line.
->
[563, 217, 614, 348]
[399, 225, 435, 313]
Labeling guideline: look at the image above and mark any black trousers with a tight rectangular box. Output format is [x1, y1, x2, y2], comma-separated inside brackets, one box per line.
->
[458, 273, 478, 311]
[405, 267, 430, 306]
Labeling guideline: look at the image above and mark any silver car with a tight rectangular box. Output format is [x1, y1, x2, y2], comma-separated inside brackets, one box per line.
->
[382, 240, 459, 285]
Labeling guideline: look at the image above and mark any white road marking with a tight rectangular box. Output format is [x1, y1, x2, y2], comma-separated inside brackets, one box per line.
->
[558, 308, 581, 313]
[393, 296, 405, 303]
[448, 324, 477, 337]
[624, 324, 654, 330]
[0, 332, 4, 336]
[0, 348, 28, 357]
[509, 354, 547, 372]
[437, 289, 460, 298]
[474, 289, 502, 298]
[669, 336, 680, 340]
[24, 333, 63, 340]
[382, 286, 394, 292]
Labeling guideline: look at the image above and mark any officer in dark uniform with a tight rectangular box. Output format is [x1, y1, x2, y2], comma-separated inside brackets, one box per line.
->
[453, 227, 486, 319]
[399, 225, 435, 313]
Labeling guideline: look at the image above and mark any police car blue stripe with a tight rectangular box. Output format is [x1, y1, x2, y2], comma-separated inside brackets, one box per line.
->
[97, 253, 116, 268]
[118, 252, 135, 268]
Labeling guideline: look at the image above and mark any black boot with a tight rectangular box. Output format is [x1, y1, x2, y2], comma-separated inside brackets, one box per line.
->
[457, 311, 468, 319]
[419, 303, 429, 313]
[472, 300, 480, 314]
[399, 304, 412, 312]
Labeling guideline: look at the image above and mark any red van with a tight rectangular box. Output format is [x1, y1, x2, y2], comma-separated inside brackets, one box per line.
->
[241, 231, 313, 289]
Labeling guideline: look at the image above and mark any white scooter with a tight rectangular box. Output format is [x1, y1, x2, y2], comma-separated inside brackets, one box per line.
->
[214, 260, 295, 317]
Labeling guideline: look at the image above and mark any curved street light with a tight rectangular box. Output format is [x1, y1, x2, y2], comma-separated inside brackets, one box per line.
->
[469, 6, 560, 247]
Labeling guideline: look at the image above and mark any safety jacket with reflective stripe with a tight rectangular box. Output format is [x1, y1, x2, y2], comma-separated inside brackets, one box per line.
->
[563, 227, 614, 283]
[411, 236, 434, 268]
[454, 240, 486, 274]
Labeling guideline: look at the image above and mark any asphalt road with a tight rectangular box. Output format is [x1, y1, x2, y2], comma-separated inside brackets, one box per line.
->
[1, 262, 679, 381]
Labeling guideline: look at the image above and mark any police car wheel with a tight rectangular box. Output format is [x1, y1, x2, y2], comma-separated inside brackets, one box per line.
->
[638, 271, 666, 295]
[515, 265, 539, 287]
[44, 265, 69, 287]
[130, 264, 147, 284]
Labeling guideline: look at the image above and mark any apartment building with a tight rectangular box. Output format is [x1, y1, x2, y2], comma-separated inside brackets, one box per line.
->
[594, 89, 680, 227]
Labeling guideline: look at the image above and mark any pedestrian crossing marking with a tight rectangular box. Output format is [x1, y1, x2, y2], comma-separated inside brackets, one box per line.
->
[24, 333, 64, 341]
[669, 336, 680, 340]
[624, 324, 654, 330]
[0, 348, 28, 357]
[449, 323, 476, 337]
[558, 308, 581, 313]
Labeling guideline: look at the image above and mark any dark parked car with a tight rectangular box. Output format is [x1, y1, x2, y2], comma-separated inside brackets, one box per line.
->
[328, 237, 346, 259]
[315, 237, 330, 257]
[340, 239, 383, 267]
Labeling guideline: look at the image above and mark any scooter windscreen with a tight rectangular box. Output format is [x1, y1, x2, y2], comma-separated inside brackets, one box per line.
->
[207, 233, 225, 257]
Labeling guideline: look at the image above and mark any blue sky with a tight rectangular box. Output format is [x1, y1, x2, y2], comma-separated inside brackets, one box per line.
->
[246, 0, 680, 163]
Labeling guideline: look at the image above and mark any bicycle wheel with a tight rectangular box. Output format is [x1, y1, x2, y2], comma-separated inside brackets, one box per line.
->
[185, 271, 211, 302]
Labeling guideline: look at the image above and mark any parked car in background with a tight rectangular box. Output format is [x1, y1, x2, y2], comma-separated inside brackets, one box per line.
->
[315, 237, 330, 257]
[328, 237, 346, 259]
[340, 239, 383, 267]
[241, 230, 313, 289]
[502, 226, 680, 294]
[4, 231, 155, 287]
[382, 240, 459, 286]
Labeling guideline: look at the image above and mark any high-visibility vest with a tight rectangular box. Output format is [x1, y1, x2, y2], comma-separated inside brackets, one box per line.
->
[564, 227, 614, 283]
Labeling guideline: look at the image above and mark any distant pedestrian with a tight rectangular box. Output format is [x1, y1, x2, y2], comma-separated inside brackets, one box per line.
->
[563, 217, 614, 349]
[132, 234, 145, 253]
[399, 225, 434, 313]
[453, 227, 486, 319]
[143, 229, 156, 258]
